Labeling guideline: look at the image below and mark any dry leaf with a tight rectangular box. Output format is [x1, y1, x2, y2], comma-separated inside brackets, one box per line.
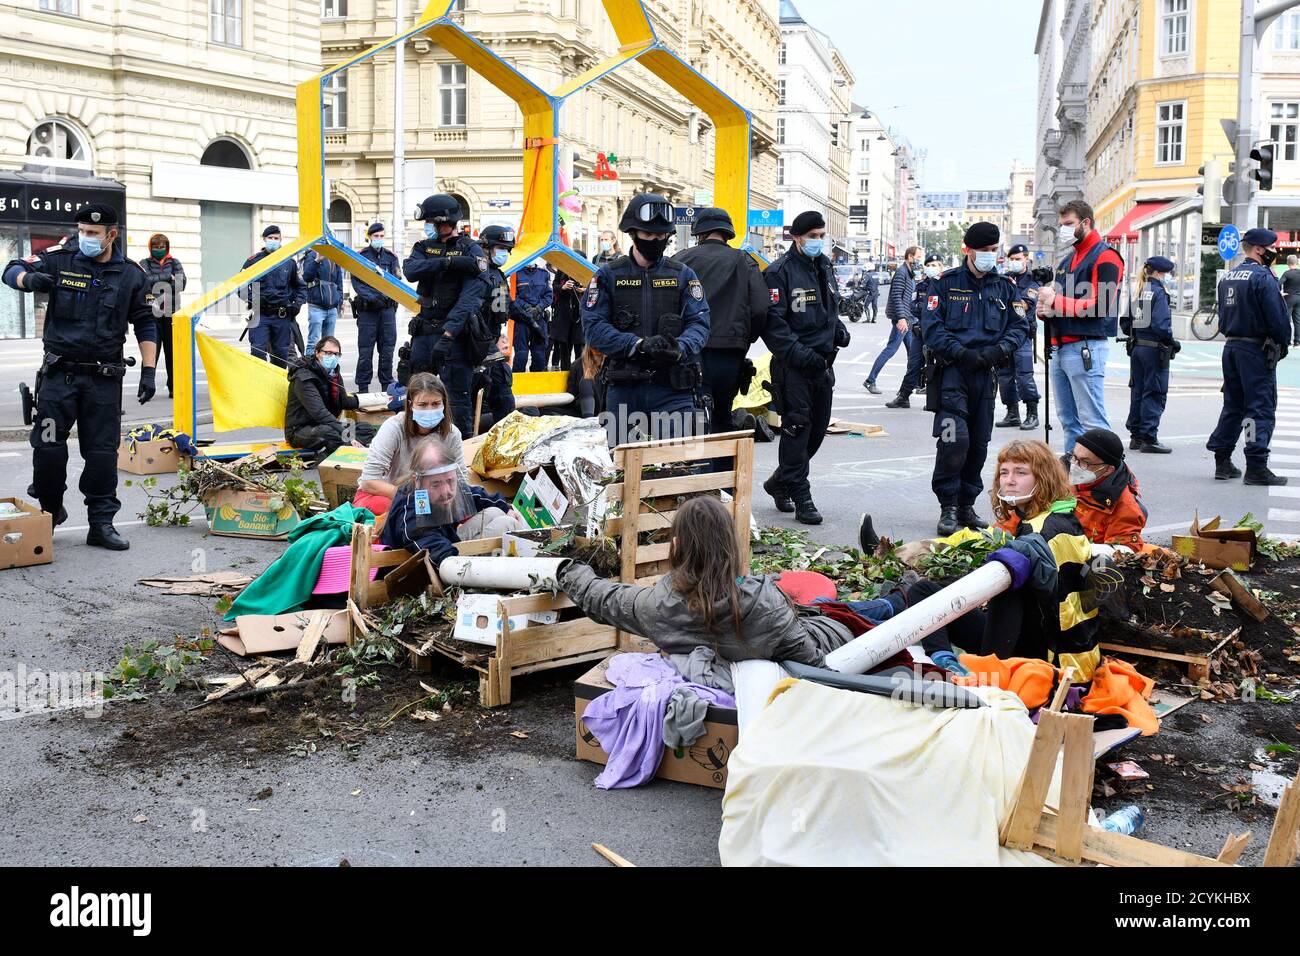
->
[1141, 575, 1159, 588]
[132, 814, 148, 824]
[510, 730, 529, 739]
[1160, 583, 1176, 593]
[1198, 713, 1213, 722]
[350, 788, 362, 796]
[1249, 763, 1266, 772]
[411, 709, 441, 722]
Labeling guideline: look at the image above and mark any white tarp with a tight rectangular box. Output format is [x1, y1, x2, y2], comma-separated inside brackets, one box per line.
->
[718, 680, 1065, 867]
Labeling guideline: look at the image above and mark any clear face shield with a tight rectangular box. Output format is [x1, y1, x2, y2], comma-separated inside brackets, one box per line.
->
[400, 462, 476, 531]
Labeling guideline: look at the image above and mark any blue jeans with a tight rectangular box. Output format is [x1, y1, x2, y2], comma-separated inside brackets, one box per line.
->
[1049, 338, 1111, 451]
[867, 323, 912, 383]
[307, 305, 338, 355]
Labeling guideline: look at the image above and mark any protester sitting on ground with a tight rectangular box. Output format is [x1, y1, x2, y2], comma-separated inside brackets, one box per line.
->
[380, 437, 526, 563]
[1068, 427, 1148, 553]
[354, 372, 466, 516]
[284, 335, 361, 458]
[561, 496, 856, 665]
[872, 439, 1104, 680]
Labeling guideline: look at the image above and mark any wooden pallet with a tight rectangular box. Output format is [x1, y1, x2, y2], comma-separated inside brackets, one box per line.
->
[1098, 632, 1236, 684]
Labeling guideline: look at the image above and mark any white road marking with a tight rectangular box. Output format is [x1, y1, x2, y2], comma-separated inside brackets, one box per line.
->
[1267, 508, 1300, 523]
[1266, 486, 1300, 499]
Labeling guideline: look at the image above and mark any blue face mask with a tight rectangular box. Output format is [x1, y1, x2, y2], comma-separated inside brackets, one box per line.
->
[424, 223, 438, 239]
[413, 408, 444, 430]
[265, 238, 281, 252]
[973, 251, 999, 273]
[370, 237, 385, 250]
[78, 234, 104, 257]
[318, 354, 340, 372]
[491, 249, 510, 268]
[801, 238, 825, 258]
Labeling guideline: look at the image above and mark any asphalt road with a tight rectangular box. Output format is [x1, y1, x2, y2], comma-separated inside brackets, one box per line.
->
[1, 300, 1298, 866]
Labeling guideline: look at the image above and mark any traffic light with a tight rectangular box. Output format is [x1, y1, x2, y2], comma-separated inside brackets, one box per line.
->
[1197, 158, 1221, 218]
[1251, 142, 1276, 192]
[1222, 161, 1240, 206]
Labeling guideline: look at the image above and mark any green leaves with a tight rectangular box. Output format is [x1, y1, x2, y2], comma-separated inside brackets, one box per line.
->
[105, 636, 212, 700]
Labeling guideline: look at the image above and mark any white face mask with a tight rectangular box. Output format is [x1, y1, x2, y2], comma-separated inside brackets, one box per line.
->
[997, 484, 1037, 506]
[924, 265, 942, 279]
[1004, 259, 1025, 275]
[1069, 465, 1098, 485]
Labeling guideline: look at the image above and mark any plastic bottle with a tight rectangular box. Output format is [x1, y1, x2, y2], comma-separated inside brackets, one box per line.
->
[1099, 805, 1145, 835]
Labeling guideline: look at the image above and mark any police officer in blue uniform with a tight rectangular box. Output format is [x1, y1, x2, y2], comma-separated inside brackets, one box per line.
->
[240, 225, 304, 368]
[401, 194, 488, 436]
[511, 261, 554, 372]
[2, 203, 158, 551]
[1207, 228, 1291, 485]
[761, 210, 851, 525]
[350, 221, 402, 392]
[580, 193, 711, 445]
[995, 244, 1042, 430]
[477, 224, 518, 429]
[885, 252, 943, 410]
[1121, 255, 1178, 454]
[922, 222, 1028, 535]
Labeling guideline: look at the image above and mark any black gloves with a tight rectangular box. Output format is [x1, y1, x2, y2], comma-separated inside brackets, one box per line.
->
[23, 271, 54, 294]
[431, 334, 453, 365]
[137, 366, 156, 404]
[978, 345, 1006, 368]
[449, 254, 480, 275]
[797, 349, 828, 375]
[834, 319, 851, 349]
[642, 335, 682, 367]
[957, 348, 985, 372]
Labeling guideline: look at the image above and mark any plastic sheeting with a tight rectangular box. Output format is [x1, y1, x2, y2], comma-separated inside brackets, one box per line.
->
[719, 680, 1064, 867]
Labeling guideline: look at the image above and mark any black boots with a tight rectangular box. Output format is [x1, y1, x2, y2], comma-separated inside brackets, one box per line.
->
[1214, 452, 1243, 481]
[795, 498, 823, 525]
[864, 379, 882, 395]
[937, 505, 960, 536]
[858, 513, 879, 552]
[1138, 441, 1172, 454]
[763, 474, 794, 513]
[1020, 403, 1039, 430]
[957, 504, 986, 529]
[87, 525, 129, 551]
[1244, 466, 1289, 486]
[884, 391, 910, 409]
[996, 404, 1021, 427]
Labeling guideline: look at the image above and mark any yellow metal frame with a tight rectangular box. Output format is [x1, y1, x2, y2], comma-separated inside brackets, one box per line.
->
[171, 0, 755, 443]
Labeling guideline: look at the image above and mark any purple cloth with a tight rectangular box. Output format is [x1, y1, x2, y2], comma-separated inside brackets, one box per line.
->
[582, 653, 736, 790]
[986, 547, 1032, 589]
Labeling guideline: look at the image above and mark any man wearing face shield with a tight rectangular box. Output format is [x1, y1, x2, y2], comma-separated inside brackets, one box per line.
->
[759, 211, 851, 525]
[921, 221, 1027, 536]
[380, 437, 524, 565]
[3, 202, 158, 551]
[1206, 227, 1292, 486]
[994, 244, 1042, 430]
[579, 193, 711, 443]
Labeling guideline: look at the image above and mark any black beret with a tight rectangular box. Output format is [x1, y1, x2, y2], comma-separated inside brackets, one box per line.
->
[367, 222, 386, 236]
[1243, 227, 1278, 247]
[262, 225, 282, 238]
[1145, 256, 1175, 273]
[924, 253, 943, 265]
[790, 210, 826, 236]
[1075, 428, 1125, 468]
[963, 221, 1000, 248]
[74, 203, 117, 227]
[1007, 243, 1029, 256]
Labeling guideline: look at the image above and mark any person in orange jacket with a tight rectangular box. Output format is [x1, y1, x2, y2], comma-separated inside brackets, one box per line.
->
[1068, 428, 1148, 553]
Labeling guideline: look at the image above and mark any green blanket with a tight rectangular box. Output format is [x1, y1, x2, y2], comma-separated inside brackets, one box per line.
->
[223, 503, 375, 621]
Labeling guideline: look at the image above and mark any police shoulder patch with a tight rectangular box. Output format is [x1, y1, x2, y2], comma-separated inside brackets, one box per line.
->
[23, 255, 39, 263]
[770, 288, 780, 304]
[1013, 300, 1028, 316]
[927, 295, 940, 311]
[689, 280, 703, 301]
[586, 284, 599, 308]
[477, 257, 488, 272]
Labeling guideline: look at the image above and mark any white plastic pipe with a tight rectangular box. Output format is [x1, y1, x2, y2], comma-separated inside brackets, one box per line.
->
[438, 556, 568, 591]
[730, 660, 786, 736]
[824, 562, 1012, 675]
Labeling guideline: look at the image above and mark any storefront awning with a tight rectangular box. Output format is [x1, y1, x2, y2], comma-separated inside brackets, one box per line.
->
[1105, 201, 1171, 244]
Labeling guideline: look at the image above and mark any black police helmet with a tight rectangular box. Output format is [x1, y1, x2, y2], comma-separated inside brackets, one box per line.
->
[479, 224, 517, 251]
[619, 193, 674, 234]
[691, 207, 735, 240]
[415, 194, 461, 223]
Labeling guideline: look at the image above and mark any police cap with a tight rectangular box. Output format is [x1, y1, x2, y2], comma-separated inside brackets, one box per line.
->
[1007, 243, 1029, 256]
[1145, 255, 1175, 273]
[790, 210, 826, 236]
[366, 222, 386, 236]
[75, 203, 118, 227]
[262, 224, 282, 238]
[691, 207, 735, 240]
[620, 193, 674, 234]
[963, 221, 1000, 249]
[924, 253, 943, 265]
[1242, 227, 1278, 248]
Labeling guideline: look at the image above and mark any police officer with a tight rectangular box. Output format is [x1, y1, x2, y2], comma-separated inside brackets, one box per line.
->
[241, 225, 304, 368]
[401, 194, 488, 436]
[580, 193, 710, 444]
[863, 268, 880, 323]
[1121, 255, 1178, 454]
[672, 207, 769, 435]
[511, 259, 554, 372]
[351, 222, 402, 392]
[885, 252, 943, 409]
[922, 221, 1027, 535]
[477, 224, 518, 429]
[2, 203, 158, 551]
[761, 210, 851, 525]
[995, 244, 1042, 429]
[1207, 228, 1291, 486]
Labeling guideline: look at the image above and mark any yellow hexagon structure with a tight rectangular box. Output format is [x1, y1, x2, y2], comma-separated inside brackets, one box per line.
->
[172, 0, 755, 445]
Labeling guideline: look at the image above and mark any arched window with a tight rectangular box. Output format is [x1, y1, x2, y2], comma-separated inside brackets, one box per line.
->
[26, 119, 91, 169]
[328, 198, 353, 241]
[446, 193, 470, 223]
[201, 139, 252, 169]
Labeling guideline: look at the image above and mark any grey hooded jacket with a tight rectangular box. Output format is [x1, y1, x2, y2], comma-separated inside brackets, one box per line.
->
[561, 564, 852, 666]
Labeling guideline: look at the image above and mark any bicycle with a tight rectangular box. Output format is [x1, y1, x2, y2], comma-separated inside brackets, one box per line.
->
[1190, 300, 1219, 341]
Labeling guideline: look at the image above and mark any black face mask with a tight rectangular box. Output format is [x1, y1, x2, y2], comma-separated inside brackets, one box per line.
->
[1261, 247, 1279, 267]
[632, 235, 670, 263]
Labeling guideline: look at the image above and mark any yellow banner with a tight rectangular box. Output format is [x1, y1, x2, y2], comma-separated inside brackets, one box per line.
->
[196, 332, 288, 433]
[733, 351, 773, 411]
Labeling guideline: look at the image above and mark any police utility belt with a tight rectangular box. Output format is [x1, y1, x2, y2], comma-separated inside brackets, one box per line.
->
[46, 354, 128, 378]
[602, 357, 702, 391]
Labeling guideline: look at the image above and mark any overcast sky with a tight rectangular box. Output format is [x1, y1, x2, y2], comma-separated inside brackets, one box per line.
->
[787, 0, 1040, 192]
